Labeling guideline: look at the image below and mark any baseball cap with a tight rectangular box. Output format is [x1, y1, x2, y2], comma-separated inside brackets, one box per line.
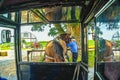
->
[71, 36, 76, 39]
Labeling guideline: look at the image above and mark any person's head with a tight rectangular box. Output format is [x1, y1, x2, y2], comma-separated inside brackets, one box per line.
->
[71, 36, 75, 39]
[70, 36, 76, 41]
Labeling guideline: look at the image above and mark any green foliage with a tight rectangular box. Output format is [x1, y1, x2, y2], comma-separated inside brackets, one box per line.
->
[75, 6, 80, 21]
[0, 40, 95, 67]
[31, 9, 47, 23]
[31, 24, 46, 32]
[115, 40, 120, 48]
[70, 23, 79, 27]
[67, 7, 71, 20]
[0, 41, 48, 50]
[30, 6, 81, 37]
[25, 42, 32, 48]
[0, 43, 14, 50]
[54, 24, 66, 34]
[39, 54, 45, 62]
[96, 27, 103, 35]
[88, 50, 95, 67]
[21, 39, 26, 43]
[88, 40, 95, 49]
[88, 40, 95, 67]
[38, 41, 48, 48]
[48, 27, 58, 37]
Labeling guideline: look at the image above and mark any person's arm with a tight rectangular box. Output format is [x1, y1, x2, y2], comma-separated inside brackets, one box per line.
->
[66, 43, 70, 47]
[66, 43, 71, 50]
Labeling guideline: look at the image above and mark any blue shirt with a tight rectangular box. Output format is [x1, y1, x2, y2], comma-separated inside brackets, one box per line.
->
[66, 41, 78, 53]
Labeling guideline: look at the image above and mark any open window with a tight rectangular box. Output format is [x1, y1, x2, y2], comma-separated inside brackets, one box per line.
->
[94, 0, 120, 80]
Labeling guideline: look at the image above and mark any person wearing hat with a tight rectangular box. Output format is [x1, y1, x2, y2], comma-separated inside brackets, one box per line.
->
[66, 36, 78, 62]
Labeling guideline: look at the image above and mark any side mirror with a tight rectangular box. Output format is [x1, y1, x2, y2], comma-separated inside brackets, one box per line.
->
[1, 30, 11, 43]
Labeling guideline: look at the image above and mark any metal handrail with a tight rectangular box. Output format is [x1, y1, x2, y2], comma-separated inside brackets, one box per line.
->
[81, 61, 88, 67]
[72, 62, 89, 80]
[96, 72, 104, 80]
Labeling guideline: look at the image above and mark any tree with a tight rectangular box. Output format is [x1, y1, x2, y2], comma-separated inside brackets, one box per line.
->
[29, 6, 81, 45]
[21, 39, 26, 48]
[96, 1, 120, 30]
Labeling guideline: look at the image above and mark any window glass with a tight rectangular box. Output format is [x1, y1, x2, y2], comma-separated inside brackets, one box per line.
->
[21, 6, 81, 24]
[95, 1, 120, 80]
[0, 27, 17, 80]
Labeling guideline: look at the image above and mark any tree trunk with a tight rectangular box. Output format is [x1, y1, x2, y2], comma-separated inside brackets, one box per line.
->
[45, 6, 62, 21]
[67, 23, 81, 47]
[72, 23, 81, 47]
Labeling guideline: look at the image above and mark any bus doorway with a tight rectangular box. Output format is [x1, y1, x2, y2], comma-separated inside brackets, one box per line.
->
[0, 27, 17, 80]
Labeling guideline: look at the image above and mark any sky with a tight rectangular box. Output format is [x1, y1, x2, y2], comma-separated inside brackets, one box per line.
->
[21, 25, 54, 41]
[98, 23, 120, 41]
[0, 25, 54, 43]
[88, 23, 120, 41]
[0, 24, 120, 43]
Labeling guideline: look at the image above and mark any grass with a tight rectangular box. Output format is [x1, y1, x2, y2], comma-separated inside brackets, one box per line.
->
[88, 40, 95, 49]
[88, 50, 95, 67]
[88, 40, 95, 67]
[39, 41, 48, 48]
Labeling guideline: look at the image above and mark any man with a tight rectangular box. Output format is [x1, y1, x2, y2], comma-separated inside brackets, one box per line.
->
[66, 36, 78, 62]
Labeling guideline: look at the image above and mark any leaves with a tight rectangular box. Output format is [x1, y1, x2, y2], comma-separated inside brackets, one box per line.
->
[31, 24, 46, 32]
[31, 9, 48, 23]
[48, 27, 58, 37]
[97, 1, 120, 30]
[29, 6, 80, 37]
